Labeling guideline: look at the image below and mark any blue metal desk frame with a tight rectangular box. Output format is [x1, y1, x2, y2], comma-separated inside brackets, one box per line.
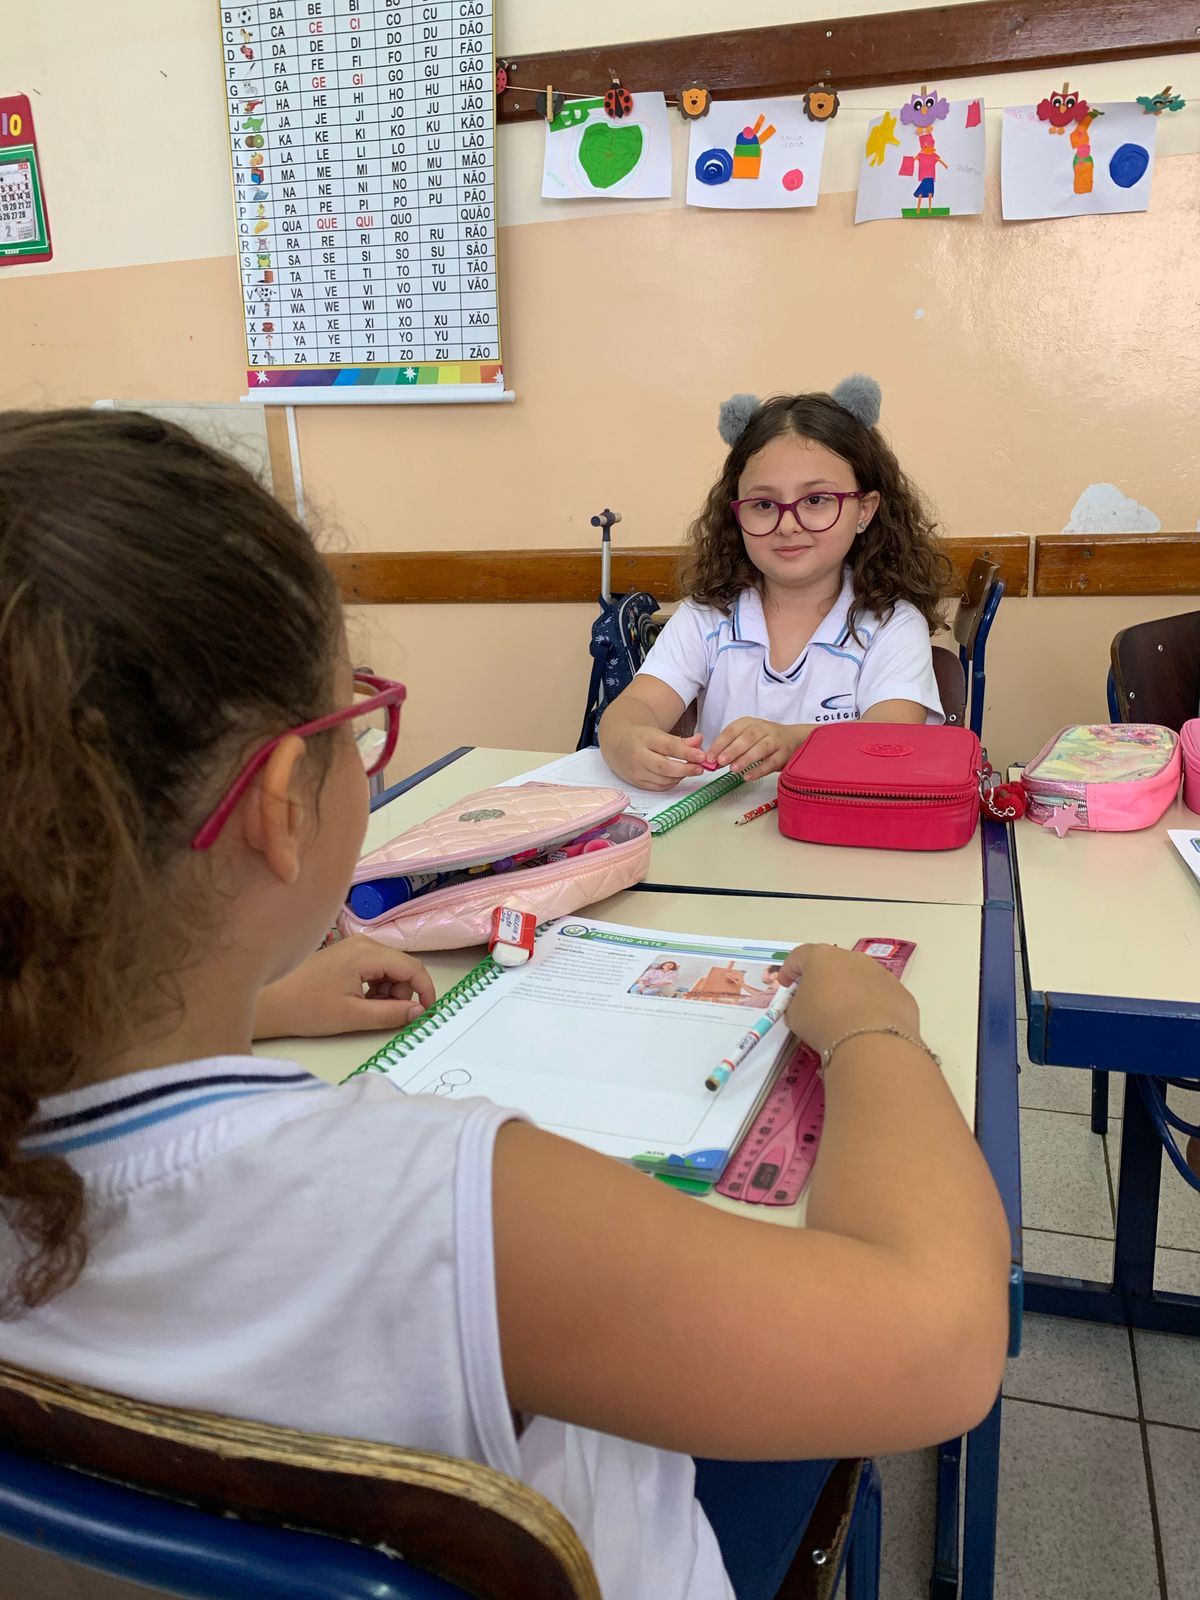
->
[372, 758, 1025, 1600]
[1015, 836, 1200, 1338]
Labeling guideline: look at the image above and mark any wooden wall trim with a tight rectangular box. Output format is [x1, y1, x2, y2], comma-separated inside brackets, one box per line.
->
[1033, 533, 1200, 596]
[496, 0, 1200, 124]
[328, 536, 1029, 605]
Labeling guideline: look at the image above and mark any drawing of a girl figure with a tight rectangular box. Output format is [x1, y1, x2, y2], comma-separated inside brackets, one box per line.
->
[912, 132, 948, 213]
[899, 89, 949, 215]
[630, 959, 682, 998]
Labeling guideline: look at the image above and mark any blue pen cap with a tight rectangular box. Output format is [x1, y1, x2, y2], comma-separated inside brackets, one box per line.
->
[347, 873, 436, 919]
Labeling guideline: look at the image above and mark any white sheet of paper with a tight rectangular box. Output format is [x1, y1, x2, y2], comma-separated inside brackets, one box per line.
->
[1001, 101, 1156, 221]
[500, 747, 727, 823]
[855, 97, 985, 223]
[541, 91, 672, 200]
[686, 97, 826, 209]
[1168, 830, 1200, 889]
[378, 918, 794, 1166]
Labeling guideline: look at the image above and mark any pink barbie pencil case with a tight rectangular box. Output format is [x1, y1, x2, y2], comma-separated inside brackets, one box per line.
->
[338, 783, 651, 951]
[1020, 724, 1180, 835]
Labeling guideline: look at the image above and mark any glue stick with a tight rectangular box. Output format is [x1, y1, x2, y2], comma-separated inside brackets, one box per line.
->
[347, 873, 438, 919]
[489, 906, 537, 967]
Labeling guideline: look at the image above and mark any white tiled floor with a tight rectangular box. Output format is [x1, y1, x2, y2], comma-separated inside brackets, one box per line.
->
[868, 948, 1200, 1600]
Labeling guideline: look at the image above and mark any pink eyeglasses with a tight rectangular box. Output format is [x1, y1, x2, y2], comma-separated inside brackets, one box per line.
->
[191, 672, 407, 851]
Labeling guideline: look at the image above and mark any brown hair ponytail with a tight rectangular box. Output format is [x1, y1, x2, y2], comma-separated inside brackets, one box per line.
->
[0, 409, 341, 1314]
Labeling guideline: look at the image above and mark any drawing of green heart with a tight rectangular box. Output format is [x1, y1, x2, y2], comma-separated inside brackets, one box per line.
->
[578, 122, 644, 189]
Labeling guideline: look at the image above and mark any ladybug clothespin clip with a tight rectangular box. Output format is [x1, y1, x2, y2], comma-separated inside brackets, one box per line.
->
[536, 85, 565, 123]
[678, 82, 711, 121]
[604, 70, 634, 120]
[495, 59, 510, 98]
[802, 83, 840, 122]
[1137, 85, 1186, 116]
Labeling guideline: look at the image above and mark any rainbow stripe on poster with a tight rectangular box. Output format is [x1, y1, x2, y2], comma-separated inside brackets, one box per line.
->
[247, 361, 504, 391]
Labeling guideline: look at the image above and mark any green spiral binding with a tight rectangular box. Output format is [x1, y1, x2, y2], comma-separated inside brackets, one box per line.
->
[342, 922, 553, 1083]
[343, 954, 506, 1081]
[648, 770, 746, 835]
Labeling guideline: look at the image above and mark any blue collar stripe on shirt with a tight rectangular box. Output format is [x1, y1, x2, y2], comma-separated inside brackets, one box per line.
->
[26, 1077, 323, 1157]
[30, 1070, 317, 1136]
[808, 641, 865, 666]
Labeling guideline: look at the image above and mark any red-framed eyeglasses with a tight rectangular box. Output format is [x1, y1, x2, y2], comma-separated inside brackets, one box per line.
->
[191, 672, 407, 851]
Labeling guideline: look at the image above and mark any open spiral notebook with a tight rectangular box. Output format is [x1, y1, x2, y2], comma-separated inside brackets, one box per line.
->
[348, 916, 796, 1181]
[500, 747, 747, 834]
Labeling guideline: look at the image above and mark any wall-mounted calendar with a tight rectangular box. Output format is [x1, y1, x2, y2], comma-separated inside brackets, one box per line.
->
[220, 1, 505, 404]
[0, 95, 52, 267]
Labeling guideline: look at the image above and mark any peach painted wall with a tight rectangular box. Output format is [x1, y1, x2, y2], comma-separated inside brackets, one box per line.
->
[5, 1, 1200, 775]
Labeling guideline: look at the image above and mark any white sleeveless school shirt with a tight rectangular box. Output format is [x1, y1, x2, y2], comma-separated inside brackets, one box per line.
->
[2, 1062, 733, 1600]
[638, 570, 943, 747]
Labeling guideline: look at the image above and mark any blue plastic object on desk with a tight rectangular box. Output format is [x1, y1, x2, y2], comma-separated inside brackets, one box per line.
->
[347, 873, 437, 919]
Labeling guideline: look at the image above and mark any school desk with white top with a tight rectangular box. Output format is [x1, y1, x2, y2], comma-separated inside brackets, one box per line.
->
[1013, 783, 1200, 1336]
[274, 752, 1022, 1600]
[360, 746, 987, 908]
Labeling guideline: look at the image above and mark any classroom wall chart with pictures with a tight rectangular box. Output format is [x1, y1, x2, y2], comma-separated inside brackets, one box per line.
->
[219, 1, 502, 403]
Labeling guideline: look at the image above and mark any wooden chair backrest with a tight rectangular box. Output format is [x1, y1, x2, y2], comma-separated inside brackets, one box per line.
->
[932, 645, 967, 729]
[1110, 611, 1200, 732]
[952, 558, 1000, 655]
[0, 1361, 600, 1600]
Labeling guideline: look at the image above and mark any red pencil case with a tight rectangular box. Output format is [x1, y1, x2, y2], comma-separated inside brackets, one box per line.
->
[778, 724, 983, 851]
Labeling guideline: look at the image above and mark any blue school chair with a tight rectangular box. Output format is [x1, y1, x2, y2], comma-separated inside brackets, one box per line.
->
[0, 1359, 881, 1600]
[954, 558, 1004, 742]
[0, 1359, 597, 1600]
[1093, 610, 1200, 1135]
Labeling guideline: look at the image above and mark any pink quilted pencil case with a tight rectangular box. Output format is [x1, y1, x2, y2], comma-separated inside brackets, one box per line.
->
[338, 782, 650, 951]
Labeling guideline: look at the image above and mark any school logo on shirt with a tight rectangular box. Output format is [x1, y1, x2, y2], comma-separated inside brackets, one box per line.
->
[816, 692, 856, 722]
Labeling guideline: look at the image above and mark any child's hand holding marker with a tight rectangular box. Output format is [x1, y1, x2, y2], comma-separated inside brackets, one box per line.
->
[705, 979, 798, 1091]
[781, 943, 920, 1058]
[705, 941, 924, 1091]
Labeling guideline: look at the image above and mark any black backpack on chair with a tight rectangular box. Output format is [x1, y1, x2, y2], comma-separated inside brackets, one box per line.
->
[575, 508, 662, 750]
[577, 589, 662, 750]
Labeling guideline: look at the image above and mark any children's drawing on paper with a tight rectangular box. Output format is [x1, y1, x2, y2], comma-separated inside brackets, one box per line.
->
[1001, 99, 1157, 220]
[855, 92, 985, 223]
[1035, 85, 1103, 195]
[541, 90, 671, 200]
[686, 96, 827, 209]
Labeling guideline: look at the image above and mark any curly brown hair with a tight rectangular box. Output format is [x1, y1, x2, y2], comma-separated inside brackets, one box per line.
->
[680, 393, 952, 640]
[0, 409, 341, 1315]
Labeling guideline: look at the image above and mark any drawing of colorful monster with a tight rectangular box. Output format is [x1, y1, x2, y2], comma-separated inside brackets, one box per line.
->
[1036, 84, 1102, 195]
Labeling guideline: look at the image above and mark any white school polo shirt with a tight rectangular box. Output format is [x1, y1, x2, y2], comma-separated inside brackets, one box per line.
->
[638, 570, 943, 747]
[3, 1062, 732, 1600]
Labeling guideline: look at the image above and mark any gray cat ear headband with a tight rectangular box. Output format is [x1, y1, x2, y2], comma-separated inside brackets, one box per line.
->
[717, 374, 882, 448]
